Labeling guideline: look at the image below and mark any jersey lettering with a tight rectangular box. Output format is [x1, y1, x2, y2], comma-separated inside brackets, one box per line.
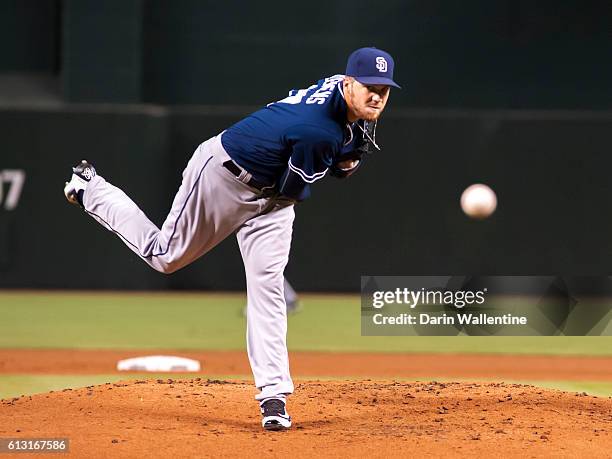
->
[272, 75, 344, 107]
[306, 75, 344, 105]
[275, 86, 316, 105]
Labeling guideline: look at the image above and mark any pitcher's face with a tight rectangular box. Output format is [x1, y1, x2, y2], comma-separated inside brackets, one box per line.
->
[343, 77, 390, 122]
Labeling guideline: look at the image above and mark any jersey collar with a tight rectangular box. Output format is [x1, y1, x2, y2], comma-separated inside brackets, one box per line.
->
[331, 80, 349, 126]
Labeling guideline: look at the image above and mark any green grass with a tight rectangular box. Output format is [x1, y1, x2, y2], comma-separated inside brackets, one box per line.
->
[0, 291, 611, 354]
[1, 374, 610, 401]
[515, 380, 612, 397]
[0, 375, 132, 399]
[1, 292, 609, 402]
[0, 374, 249, 400]
[0, 292, 245, 349]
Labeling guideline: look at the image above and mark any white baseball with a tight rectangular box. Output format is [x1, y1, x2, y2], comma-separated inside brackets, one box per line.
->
[460, 184, 497, 219]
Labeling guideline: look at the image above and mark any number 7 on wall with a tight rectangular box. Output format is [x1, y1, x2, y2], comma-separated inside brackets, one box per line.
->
[0, 170, 26, 211]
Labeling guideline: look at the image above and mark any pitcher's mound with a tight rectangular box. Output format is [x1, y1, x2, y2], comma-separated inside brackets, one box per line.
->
[1, 379, 610, 457]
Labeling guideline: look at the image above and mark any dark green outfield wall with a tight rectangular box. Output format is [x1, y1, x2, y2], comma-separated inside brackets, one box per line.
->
[2, 1, 610, 291]
[0, 107, 170, 289]
[140, 0, 612, 109]
[4, 1, 611, 109]
[0, 0, 58, 72]
[1, 107, 612, 291]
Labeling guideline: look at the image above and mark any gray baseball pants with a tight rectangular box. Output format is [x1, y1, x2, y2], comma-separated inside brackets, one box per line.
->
[82, 133, 295, 401]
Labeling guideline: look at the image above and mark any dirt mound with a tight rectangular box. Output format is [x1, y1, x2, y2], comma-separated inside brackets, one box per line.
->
[1, 379, 610, 458]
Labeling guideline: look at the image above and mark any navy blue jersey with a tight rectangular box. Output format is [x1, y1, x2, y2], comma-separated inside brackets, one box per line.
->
[221, 75, 362, 201]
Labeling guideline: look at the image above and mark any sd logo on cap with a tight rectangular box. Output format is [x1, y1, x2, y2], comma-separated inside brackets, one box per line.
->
[346, 47, 401, 88]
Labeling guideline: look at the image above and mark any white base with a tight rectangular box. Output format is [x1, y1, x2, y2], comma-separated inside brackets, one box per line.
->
[116, 355, 201, 372]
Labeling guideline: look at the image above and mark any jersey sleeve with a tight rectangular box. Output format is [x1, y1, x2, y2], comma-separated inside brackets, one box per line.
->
[278, 125, 338, 200]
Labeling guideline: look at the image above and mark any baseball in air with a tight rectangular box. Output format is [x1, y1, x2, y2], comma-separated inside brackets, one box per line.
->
[460, 184, 497, 219]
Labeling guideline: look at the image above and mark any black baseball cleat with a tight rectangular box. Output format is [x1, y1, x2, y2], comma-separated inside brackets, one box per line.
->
[64, 160, 97, 207]
[261, 398, 291, 431]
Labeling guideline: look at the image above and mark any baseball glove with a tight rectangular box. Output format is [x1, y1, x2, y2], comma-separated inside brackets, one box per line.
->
[329, 120, 380, 178]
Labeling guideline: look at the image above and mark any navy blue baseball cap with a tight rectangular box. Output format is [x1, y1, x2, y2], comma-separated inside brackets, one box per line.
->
[346, 47, 401, 89]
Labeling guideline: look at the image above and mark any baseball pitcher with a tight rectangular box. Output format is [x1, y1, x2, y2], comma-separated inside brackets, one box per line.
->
[63, 47, 400, 430]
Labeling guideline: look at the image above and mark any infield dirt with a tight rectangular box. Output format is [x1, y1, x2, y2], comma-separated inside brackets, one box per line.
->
[2, 349, 612, 380]
[1, 350, 611, 457]
[1, 379, 611, 458]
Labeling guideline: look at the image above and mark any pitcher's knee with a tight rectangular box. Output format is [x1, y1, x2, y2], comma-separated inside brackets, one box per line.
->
[246, 269, 285, 301]
[151, 257, 183, 274]
[249, 267, 284, 286]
